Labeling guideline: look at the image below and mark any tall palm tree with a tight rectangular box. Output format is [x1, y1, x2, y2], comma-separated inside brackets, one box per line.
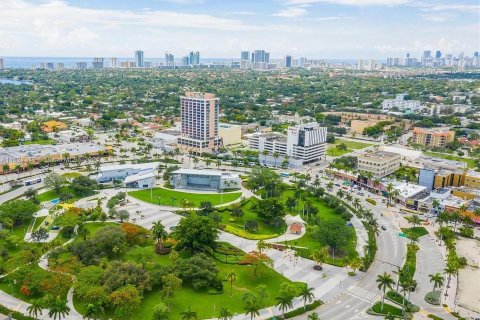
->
[336, 189, 345, 199]
[353, 198, 361, 210]
[217, 307, 233, 320]
[244, 304, 260, 320]
[181, 306, 198, 320]
[299, 285, 315, 310]
[276, 295, 294, 318]
[27, 299, 43, 319]
[272, 151, 279, 167]
[429, 273, 444, 292]
[376, 272, 395, 311]
[227, 272, 237, 297]
[48, 297, 70, 320]
[326, 181, 334, 192]
[345, 193, 353, 203]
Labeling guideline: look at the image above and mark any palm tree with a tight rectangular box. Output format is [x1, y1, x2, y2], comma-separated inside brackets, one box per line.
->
[299, 285, 315, 310]
[226, 272, 237, 297]
[272, 151, 279, 167]
[216, 159, 222, 169]
[48, 297, 70, 320]
[244, 304, 260, 320]
[345, 193, 353, 203]
[261, 150, 269, 163]
[276, 295, 294, 318]
[256, 240, 268, 253]
[376, 272, 395, 311]
[151, 221, 168, 244]
[409, 214, 422, 228]
[307, 313, 320, 320]
[429, 273, 444, 292]
[27, 299, 43, 318]
[353, 198, 361, 210]
[326, 181, 334, 192]
[313, 178, 321, 189]
[217, 307, 233, 320]
[2, 164, 10, 180]
[336, 189, 345, 199]
[181, 306, 198, 320]
[386, 183, 394, 205]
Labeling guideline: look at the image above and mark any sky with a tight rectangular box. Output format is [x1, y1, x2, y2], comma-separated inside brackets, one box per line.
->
[0, 0, 479, 59]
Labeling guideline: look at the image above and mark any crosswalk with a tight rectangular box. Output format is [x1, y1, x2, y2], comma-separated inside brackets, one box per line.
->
[346, 286, 380, 304]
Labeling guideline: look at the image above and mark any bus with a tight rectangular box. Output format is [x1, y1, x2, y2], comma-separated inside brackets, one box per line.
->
[24, 178, 42, 186]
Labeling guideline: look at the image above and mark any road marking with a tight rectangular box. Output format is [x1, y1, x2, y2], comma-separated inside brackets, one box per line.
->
[346, 286, 380, 304]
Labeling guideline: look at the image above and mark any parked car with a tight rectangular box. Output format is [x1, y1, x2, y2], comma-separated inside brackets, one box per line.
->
[381, 225, 387, 231]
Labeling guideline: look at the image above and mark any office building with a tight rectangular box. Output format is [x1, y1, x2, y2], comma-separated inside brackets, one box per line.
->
[170, 169, 241, 191]
[423, 50, 431, 59]
[435, 51, 442, 59]
[248, 123, 327, 167]
[252, 50, 269, 63]
[92, 58, 104, 69]
[177, 92, 222, 153]
[241, 51, 250, 61]
[97, 162, 160, 189]
[0, 58, 4, 70]
[135, 50, 144, 68]
[46, 62, 54, 70]
[165, 52, 175, 67]
[56, 63, 64, 70]
[110, 58, 117, 69]
[357, 150, 401, 178]
[181, 56, 189, 66]
[76, 62, 88, 70]
[189, 51, 200, 66]
[412, 127, 455, 147]
[285, 55, 292, 68]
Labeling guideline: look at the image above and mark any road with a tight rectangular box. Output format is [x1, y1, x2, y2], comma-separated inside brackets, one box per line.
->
[295, 185, 408, 320]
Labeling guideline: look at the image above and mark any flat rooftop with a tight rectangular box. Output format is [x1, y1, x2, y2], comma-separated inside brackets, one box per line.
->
[100, 162, 160, 172]
[250, 132, 287, 143]
[173, 168, 239, 178]
[393, 182, 427, 198]
[0, 143, 105, 163]
[358, 151, 400, 161]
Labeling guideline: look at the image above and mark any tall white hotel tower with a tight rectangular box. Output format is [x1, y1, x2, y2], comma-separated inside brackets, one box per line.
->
[178, 92, 222, 154]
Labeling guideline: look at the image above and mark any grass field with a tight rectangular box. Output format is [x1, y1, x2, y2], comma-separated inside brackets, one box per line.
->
[129, 187, 242, 207]
[401, 227, 429, 239]
[327, 139, 374, 156]
[424, 151, 475, 169]
[71, 222, 304, 320]
[369, 301, 403, 317]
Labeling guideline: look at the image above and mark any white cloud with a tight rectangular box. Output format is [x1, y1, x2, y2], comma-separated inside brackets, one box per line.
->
[273, 6, 308, 18]
[286, 0, 410, 6]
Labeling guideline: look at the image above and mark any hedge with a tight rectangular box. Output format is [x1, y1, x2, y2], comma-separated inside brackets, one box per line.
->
[427, 314, 444, 320]
[0, 305, 36, 320]
[365, 198, 377, 205]
[223, 225, 278, 240]
[267, 300, 323, 319]
[400, 243, 418, 283]
[367, 301, 403, 318]
[386, 291, 420, 312]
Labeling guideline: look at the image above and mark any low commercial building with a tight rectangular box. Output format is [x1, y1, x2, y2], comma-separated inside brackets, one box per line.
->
[248, 122, 327, 168]
[97, 162, 160, 189]
[412, 127, 455, 147]
[50, 130, 91, 143]
[150, 130, 180, 150]
[391, 182, 429, 210]
[357, 150, 401, 178]
[419, 167, 480, 191]
[170, 169, 241, 191]
[0, 143, 108, 173]
[218, 123, 242, 146]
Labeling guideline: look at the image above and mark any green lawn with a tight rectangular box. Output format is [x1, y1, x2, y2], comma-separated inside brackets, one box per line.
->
[71, 223, 304, 320]
[32, 216, 47, 232]
[369, 301, 403, 317]
[424, 151, 475, 169]
[401, 227, 429, 239]
[327, 146, 352, 156]
[0, 219, 44, 274]
[128, 187, 242, 207]
[333, 139, 374, 150]
[217, 198, 286, 239]
[36, 187, 95, 203]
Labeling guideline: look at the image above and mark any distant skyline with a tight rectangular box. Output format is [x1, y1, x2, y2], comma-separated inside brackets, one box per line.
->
[0, 0, 479, 59]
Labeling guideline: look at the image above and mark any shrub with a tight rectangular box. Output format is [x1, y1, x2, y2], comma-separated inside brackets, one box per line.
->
[0, 304, 36, 320]
[424, 291, 441, 305]
[427, 315, 444, 320]
[365, 198, 377, 205]
[282, 300, 323, 318]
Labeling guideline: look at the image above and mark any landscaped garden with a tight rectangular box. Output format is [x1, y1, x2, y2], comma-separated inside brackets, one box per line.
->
[128, 187, 242, 207]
